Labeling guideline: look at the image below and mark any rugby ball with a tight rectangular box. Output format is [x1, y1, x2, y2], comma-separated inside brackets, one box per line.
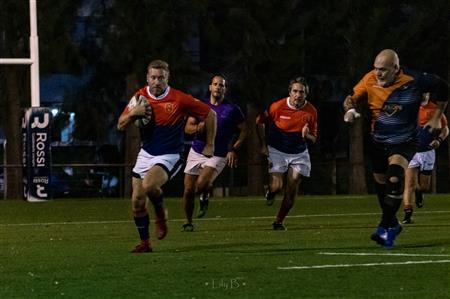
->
[127, 95, 152, 127]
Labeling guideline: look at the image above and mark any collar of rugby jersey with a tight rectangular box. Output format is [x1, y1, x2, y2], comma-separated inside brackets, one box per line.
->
[146, 86, 171, 100]
[286, 97, 307, 110]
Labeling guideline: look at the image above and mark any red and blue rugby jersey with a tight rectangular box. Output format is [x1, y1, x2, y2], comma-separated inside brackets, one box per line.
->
[352, 68, 448, 144]
[258, 98, 317, 154]
[120, 86, 211, 155]
[416, 101, 448, 152]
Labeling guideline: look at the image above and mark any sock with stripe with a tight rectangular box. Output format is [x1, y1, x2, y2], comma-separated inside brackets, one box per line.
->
[134, 212, 150, 241]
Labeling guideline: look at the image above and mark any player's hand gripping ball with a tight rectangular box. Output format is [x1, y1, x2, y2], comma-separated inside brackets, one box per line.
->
[127, 95, 152, 127]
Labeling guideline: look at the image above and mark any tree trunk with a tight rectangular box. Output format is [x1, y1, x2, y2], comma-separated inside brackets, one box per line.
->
[4, 66, 23, 199]
[346, 56, 369, 195]
[246, 103, 264, 196]
[348, 118, 367, 194]
[122, 73, 140, 198]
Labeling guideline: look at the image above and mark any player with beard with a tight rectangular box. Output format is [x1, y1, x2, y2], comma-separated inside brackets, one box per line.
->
[118, 60, 217, 252]
[181, 74, 247, 231]
[343, 49, 448, 248]
[256, 76, 317, 230]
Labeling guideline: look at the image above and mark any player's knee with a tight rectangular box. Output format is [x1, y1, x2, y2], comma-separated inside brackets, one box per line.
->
[270, 180, 283, 193]
[141, 180, 152, 192]
[385, 164, 405, 197]
[196, 178, 211, 194]
[141, 181, 159, 197]
[132, 189, 145, 203]
[132, 200, 147, 215]
[183, 185, 195, 197]
[132, 205, 146, 214]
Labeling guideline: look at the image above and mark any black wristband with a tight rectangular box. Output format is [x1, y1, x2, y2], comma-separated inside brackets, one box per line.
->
[436, 137, 444, 143]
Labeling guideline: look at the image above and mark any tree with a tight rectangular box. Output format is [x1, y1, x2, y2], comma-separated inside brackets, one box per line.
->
[0, 1, 32, 199]
[80, 0, 450, 196]
[0, 0, 83, 199]
[197, 0, 320, 195]
[311, 0, 449, 193]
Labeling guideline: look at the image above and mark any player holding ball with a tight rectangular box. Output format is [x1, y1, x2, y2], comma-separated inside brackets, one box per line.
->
[118, 59, 217, 253]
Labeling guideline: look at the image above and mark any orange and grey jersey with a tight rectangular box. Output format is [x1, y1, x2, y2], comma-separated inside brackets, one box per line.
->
[257, 97, 317, 154]
[352, 68, 448, 144]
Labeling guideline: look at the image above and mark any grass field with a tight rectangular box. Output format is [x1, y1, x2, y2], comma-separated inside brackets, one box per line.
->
[1, 194, 450, 299]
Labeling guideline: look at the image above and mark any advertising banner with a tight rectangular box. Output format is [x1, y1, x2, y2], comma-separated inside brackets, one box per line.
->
[23, 107, 52, 201]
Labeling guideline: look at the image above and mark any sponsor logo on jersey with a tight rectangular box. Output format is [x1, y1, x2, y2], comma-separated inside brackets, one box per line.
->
[383, 103, 403, 116]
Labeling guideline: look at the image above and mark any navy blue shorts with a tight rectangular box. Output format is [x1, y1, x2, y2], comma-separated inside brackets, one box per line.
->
[370, 139, 419, 174]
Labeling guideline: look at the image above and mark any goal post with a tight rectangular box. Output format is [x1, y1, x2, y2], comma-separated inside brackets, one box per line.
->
[0, 0, 40, 107]
[1, 1, 50, 201]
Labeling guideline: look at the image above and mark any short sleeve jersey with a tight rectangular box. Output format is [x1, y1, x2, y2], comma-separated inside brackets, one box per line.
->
[120, 86, 211, 155]
[257, 97, 318, 154]
[191, 99, 245, 157]
[352, 68, 448, 144]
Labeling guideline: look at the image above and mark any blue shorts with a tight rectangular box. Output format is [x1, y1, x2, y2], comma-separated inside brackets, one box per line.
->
[370, 139, 418, 174]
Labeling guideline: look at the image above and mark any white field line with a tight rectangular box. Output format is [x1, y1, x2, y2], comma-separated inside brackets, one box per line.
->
[196, 196, 372, 201]
[0, 220, 132, 227]
[278, 259, 450, 270]
[318, 252, 450, 257]
[1, 210, 449, 227]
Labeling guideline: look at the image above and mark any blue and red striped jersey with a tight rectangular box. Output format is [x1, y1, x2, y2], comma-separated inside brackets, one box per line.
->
[120, 86, 211, 155]
[258, 98, 317, 154]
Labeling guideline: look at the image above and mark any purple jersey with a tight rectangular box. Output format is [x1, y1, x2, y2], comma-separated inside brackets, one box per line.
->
[191, 99, 245, 157]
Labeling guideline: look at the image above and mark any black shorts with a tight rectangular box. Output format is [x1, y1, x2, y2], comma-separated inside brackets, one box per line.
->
[370, 139, 419, 174]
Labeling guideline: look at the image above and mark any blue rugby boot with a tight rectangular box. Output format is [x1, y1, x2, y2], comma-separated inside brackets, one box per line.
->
[384, 224, 403, 249]
[370, 225, 388, 246]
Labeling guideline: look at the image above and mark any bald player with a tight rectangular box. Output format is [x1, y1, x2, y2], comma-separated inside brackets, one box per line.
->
[343, 49, 448, 248]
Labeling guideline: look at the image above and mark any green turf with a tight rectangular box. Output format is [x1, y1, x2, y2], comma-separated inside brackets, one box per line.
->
[1, 195, 450, 299]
